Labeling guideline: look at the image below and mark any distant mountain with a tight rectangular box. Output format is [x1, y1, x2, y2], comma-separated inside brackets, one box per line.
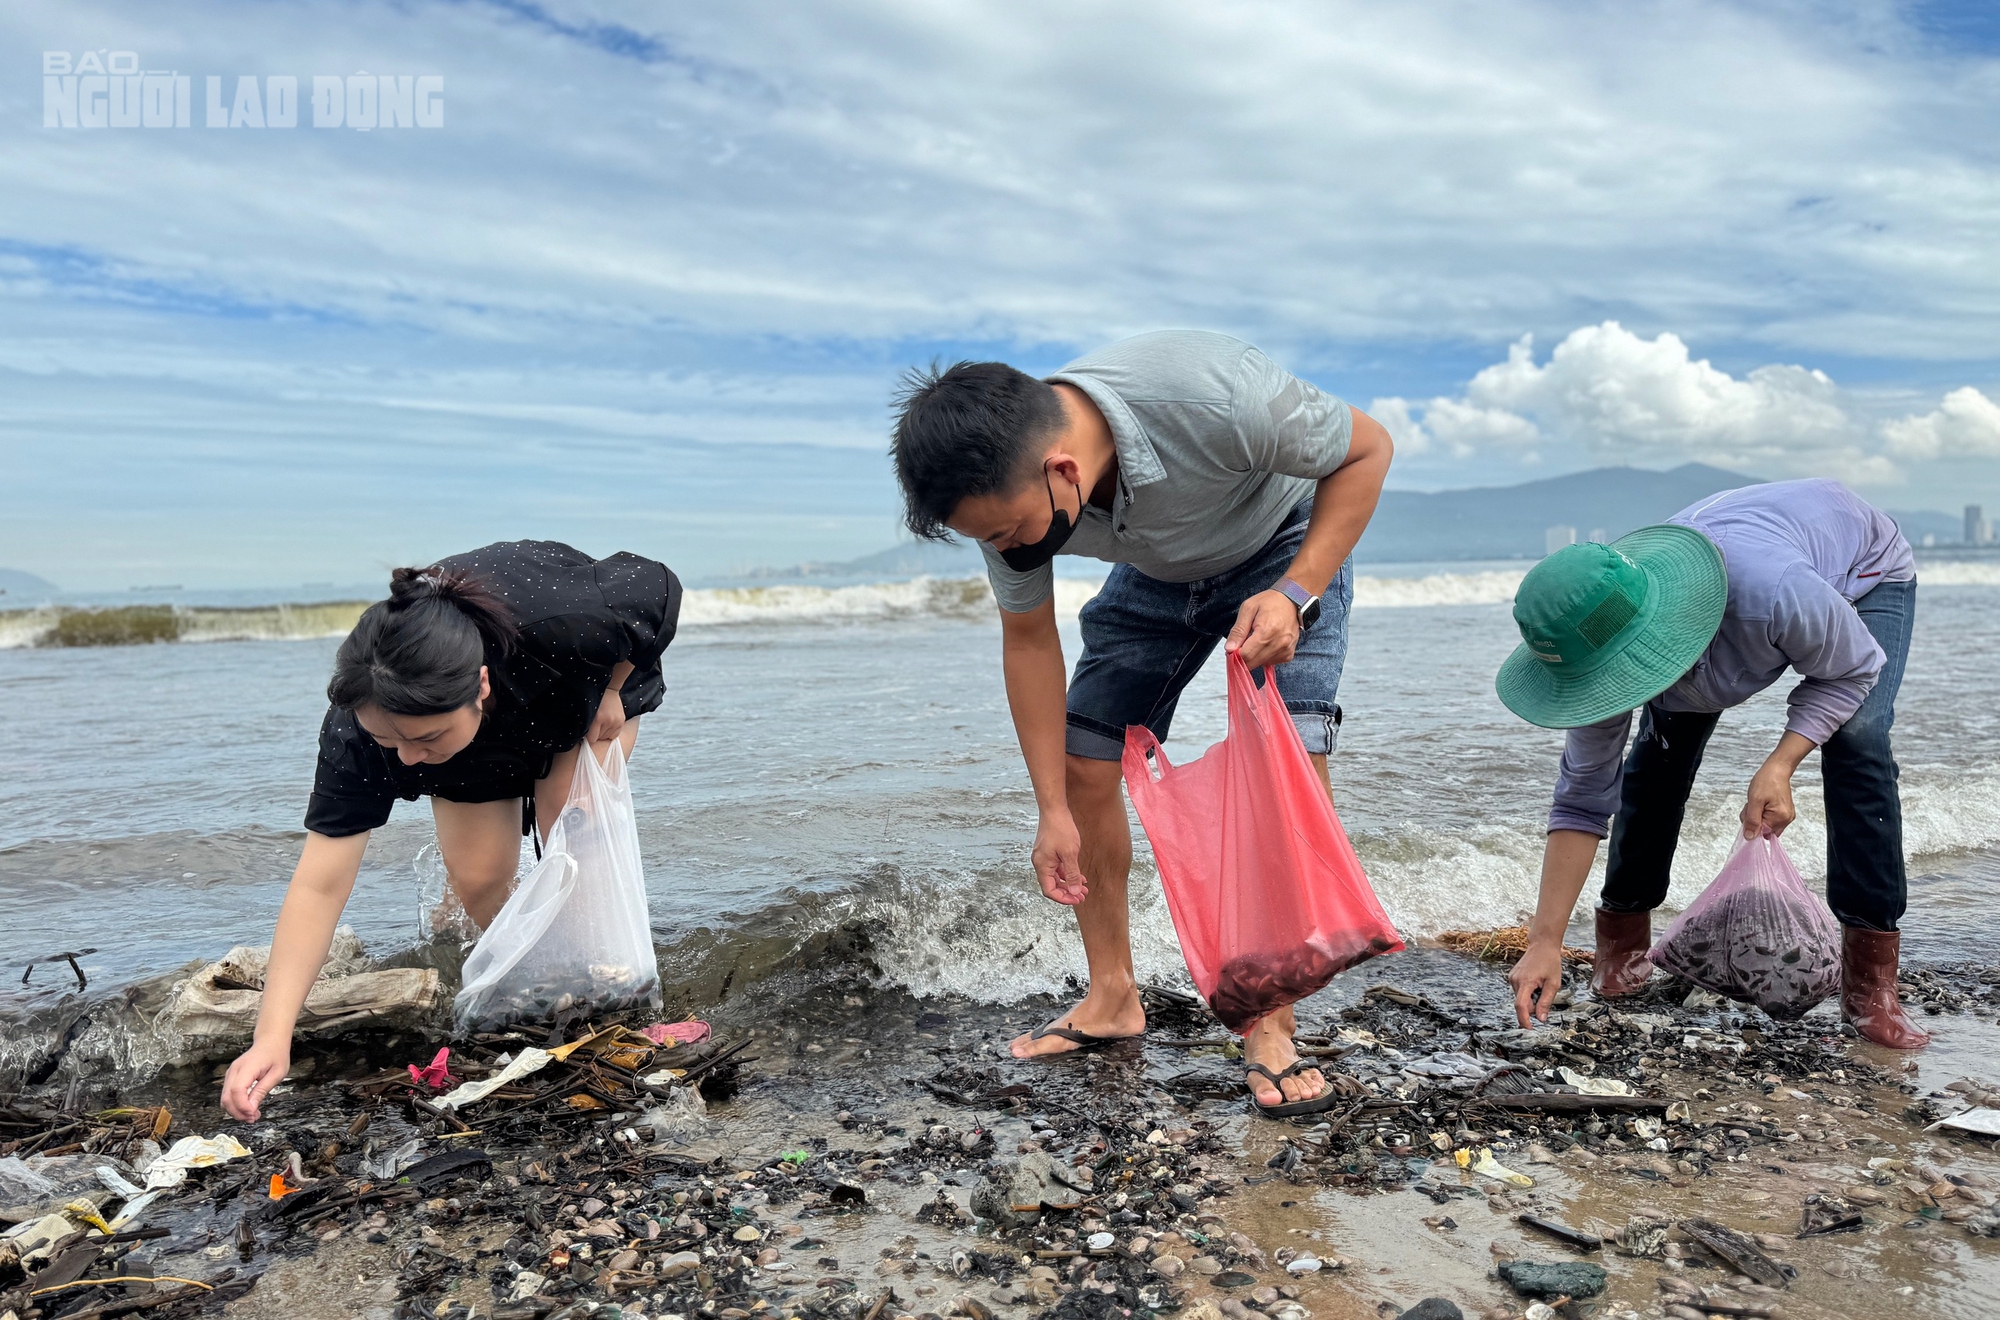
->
[1354, 462, 1762, 562]
[0, 568, 57, 601]
[730, 538, 984, 585]
[1884, 508, 1966, 546]
[733, 464, 1964, 583]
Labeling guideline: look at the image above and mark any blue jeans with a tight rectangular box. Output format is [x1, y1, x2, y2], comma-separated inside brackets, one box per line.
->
[1064, 500, 1353, 761]
[1601, 578, 1915, 931]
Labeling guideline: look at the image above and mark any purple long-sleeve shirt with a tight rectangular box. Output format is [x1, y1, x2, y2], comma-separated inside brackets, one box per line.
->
[1548, 480, 1914, 837]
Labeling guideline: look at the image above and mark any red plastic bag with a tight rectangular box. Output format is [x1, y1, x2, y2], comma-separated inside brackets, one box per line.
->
[1122, 652, 1403, 1034]
[1647, 832, 1842, 1020]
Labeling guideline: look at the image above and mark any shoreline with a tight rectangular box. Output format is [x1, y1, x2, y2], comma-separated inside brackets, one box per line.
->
[6, 950, 1999, 1320]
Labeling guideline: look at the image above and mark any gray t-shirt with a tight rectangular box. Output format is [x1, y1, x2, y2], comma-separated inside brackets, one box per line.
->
[980, 330, 1353, 613]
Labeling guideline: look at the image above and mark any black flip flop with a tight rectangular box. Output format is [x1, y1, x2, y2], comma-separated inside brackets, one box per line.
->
[1026, 1023, 1142, 1055]
[1246, 1060, 1347, 1117]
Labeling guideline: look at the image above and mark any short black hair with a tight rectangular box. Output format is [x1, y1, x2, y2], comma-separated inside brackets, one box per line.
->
[890, 359, 1065, 541]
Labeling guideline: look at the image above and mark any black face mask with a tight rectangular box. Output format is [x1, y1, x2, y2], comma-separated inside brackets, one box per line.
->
[999, 468, 1080, 572]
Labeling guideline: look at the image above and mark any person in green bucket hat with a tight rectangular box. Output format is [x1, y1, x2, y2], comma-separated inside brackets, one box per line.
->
[1498, 478, 1930, 1049]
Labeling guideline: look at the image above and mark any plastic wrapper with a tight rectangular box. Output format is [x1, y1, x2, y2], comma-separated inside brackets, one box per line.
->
[1647, 831, 1841, 1020]
[1123, 652, 1403, 1034]
[454, 740, 660, 1031]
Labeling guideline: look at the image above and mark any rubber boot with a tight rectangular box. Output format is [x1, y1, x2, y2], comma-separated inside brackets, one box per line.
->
[1840, 925, 1930, 1049]
[1590, 907, 1655, 999]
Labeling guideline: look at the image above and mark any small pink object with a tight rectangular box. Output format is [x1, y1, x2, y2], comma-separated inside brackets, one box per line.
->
[641, 1021, 711, 1046]
[408, 1047, 456, 1089]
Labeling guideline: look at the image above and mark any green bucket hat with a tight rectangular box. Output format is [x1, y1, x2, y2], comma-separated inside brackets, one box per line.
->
[1495, 525, 1728, 729]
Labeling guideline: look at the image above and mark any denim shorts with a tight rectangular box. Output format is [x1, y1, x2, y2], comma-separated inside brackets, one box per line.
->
[1065, 499, 1353, 760]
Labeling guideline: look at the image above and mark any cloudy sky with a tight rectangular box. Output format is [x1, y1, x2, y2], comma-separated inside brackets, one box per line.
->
[4, 0, 1997, 590]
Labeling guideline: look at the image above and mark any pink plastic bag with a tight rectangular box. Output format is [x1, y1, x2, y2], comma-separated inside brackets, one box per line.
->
[1647, 832, 1842, 1020]
[1123, 652, 1404, 1034]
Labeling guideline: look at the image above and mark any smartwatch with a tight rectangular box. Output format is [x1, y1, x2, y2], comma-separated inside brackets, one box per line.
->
[1276, 578, 1322, 632]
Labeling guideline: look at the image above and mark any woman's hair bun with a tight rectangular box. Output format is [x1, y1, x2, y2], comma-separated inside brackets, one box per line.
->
[327, 561, 517, 715]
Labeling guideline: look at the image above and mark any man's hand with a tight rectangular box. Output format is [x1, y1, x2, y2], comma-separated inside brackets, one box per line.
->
[590, 686, 627, 744]
[1033, 809, 1089, 906]
[221, 1038, 291, 1122]
[1226, 589, 1302, 669]
[1742, 761, 1797, 838]
[1507, 940, 1566, 1028]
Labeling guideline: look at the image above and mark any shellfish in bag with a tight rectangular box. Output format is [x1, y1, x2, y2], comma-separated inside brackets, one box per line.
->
[1122, 651, 1403, 1033]
[454, 739, 660, 1031]
[1647, 831, 1842, 1020]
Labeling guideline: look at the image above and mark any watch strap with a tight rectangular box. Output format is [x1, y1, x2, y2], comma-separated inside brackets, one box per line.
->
[1275, 578, 1316, 611]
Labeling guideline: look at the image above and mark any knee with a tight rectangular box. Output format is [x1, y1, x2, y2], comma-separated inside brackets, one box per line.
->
[445, 850, 518, 900]
[1065, 754, 1126, 812]
[1825, 717, 1894, 765]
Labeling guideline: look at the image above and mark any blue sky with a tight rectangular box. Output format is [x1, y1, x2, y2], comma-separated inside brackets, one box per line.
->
[3, 0, 1997, 590]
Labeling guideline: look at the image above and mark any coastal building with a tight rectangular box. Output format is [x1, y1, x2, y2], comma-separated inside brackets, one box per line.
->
[1544, 525, 1577, 555]
[1968, 505, 1990, 546]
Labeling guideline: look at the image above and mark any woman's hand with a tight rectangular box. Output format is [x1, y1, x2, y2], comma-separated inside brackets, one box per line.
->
[1033, 808, 1089, 906]
[590, 686, 627, 744]
[221, 1038, 291, 1122]
[1508, 940, 1566, 1028]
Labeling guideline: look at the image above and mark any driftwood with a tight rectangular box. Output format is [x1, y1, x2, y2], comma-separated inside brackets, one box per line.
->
[1517, 1213, 1603, 1251]
[1471, 1093, 1669, 1114]
[1678, 1217, 1794, 1288]
[166, 931, 439, 1041]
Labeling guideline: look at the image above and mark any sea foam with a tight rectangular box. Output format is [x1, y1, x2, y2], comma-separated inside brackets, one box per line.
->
[3, 564, 1991, 647]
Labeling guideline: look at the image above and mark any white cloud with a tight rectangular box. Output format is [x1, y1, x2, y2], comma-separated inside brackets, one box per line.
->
[1, 1, 1998, 356]
[1882, 387, 2000, 459]
[2, 1, 1997, 583]
[1386, 322, 1915, 486]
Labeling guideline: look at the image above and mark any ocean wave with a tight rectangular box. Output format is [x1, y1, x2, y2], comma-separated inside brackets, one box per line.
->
[0, 602, 366, 649]
[1919, 561, 2000, 587]
[5, 563, 1992, 649]
[1354, 570, 1525, 608]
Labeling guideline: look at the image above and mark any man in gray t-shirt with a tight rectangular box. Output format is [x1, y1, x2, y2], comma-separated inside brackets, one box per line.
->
[891, 329, 1393, 1116]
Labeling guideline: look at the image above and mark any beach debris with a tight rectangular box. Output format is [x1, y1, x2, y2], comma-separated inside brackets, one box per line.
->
[434, 1047, 554, 1109]
[641, 1019, 712, 1046]
[1517, 1214, 1601, 1252]
[18, 948, 96, 992]
[1557, 1067, 1634, 1097]
[361, 1136, 420, 1180]
[1616, 1214, 1671, 1257]
[1798, 1192, 1864, 1237]
[1461, 1147, 1533, 1188]
[406, 1046, 457, 1089]
[165, 931, 440, 1043]
[973, 1151, 1092, 1225]
[1677, 1217, 1794, 1287]
[1926, 1106, 2000, 1137]
[141, 1134, 249, 1190]
[453, 740, 662, 1031]
[1212, 941, 1396, 1034]
[1434, 927, 1592, 966]
[1498, 1259, 1607, 1299]
[1648, 833, 1842, 1020]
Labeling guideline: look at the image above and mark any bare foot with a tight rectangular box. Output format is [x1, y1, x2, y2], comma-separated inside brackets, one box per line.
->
[1009, 985, 1146, 1058]
[1242, 1013, 1358, 1109]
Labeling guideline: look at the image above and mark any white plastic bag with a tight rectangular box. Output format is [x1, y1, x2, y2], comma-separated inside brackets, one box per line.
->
[454, 740, 659, 1031]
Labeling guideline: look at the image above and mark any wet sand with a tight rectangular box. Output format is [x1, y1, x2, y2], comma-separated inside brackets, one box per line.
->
[9, 947, 1997, 1320]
